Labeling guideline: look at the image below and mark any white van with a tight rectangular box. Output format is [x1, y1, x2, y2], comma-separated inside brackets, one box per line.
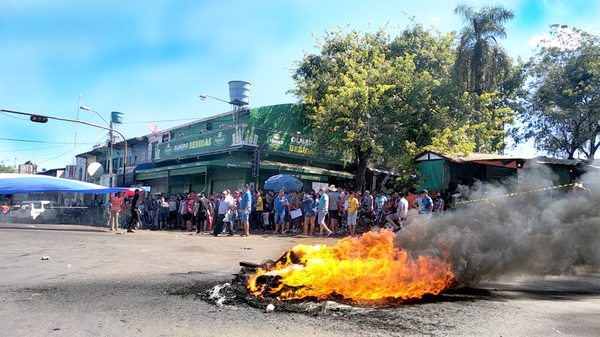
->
[17, 201, 59, 223]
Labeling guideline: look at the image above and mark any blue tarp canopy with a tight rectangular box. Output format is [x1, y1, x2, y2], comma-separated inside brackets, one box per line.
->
[0, 173, 150, 194]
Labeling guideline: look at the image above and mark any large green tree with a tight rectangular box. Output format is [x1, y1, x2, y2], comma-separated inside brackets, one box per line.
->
[454, 4, 515, 95]
[292, 28, 405, 190]
[517, 25, 600, 160]
[453, 4, 520, 153]
[292, 23, 471, 190]
[292, 21, 520, 190]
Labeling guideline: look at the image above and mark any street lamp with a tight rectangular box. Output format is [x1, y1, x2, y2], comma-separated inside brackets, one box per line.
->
[80, 106, 110, 126]
[199, 94, 230, 104]
[79, 106, 127, 187]
[80, 106, 114, 187]
[199, 94, 240, 125]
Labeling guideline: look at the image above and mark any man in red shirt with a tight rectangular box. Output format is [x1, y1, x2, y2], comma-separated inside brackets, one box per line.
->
[406, 189, 419, 210]
[109, 192, 125, 231]
[182, 194, 194, 232]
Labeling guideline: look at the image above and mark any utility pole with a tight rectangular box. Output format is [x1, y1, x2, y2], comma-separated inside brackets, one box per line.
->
[73, 94, 81, 164]
[109, 119, 114, 187]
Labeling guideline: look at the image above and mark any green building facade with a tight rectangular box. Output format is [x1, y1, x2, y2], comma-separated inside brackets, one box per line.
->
[134, 104, 356, 195]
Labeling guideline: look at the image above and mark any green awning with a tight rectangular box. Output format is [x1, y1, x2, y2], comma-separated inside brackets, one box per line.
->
[169, 166, 207, 176]
[261, 160, 355, 179]
[135, 162, 209, 180]
[136, 171, 168, 180]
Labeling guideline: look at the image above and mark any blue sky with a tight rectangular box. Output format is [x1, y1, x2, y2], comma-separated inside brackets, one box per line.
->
[1, 0, 599, 170]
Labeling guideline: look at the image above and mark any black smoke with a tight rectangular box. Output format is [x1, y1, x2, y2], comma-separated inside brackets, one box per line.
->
[395, 165, 600, 285]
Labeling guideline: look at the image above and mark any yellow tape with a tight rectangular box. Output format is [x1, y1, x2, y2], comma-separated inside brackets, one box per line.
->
[454, 182, 580, 205]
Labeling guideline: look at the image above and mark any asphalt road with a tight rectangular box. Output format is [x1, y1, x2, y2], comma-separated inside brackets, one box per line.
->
[1, 222, 600, 336]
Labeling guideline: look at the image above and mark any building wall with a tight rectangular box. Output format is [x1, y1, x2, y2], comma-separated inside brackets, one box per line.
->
[127, 104, 356, 193]
[167, 173, 207, 195]
[210, 166, 249, 194]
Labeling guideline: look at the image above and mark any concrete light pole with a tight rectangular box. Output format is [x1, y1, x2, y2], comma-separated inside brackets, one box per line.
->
[80, 106, 114, 187]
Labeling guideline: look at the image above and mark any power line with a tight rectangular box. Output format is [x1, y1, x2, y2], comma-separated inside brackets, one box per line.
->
[36, 129, 106, 164]
[0, 137, 98, 145]
[0, 145, 67, 153]
[0, 111, 28, 120]
[4, 130, 106, 165]
[123, 117, 201, 125]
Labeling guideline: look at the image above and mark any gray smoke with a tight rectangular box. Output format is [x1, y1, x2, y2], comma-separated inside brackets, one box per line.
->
[395, 165, 600, 285]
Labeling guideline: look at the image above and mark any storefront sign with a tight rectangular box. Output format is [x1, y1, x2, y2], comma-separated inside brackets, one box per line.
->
[156, 128, 238, 161]
[155, 124, 353, 162]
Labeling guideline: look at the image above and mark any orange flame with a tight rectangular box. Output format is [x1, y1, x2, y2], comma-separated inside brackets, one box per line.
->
[248, 230, 454, 302]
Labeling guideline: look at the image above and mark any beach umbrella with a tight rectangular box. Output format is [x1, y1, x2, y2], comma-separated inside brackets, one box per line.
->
[263, 174, 303, 192]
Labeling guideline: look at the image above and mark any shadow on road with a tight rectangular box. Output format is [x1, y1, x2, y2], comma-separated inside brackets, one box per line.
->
[0, 224, 105, 233]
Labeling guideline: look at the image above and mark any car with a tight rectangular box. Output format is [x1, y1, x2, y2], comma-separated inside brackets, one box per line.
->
[15, 201, 59, 223]
[7, 205, 20, 223]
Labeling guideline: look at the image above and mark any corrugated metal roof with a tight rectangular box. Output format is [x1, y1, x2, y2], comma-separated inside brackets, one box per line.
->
[532, 156, 582, 166]
[415, 151, 524, 163]
[444, 152, 521, 162]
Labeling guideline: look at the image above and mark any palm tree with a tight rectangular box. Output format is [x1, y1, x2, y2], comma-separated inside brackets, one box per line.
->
[454, 4, 515, 95]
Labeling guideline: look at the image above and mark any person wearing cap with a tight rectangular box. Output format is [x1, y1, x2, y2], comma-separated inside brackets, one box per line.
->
[327, 185, 340, 235]
[317, 188, 333, 237]
[361, 190, 374, 213]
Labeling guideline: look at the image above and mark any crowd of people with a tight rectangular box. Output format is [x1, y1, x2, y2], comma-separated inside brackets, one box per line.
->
[4, 176, 592, 231]
[105, 184, 448, 237]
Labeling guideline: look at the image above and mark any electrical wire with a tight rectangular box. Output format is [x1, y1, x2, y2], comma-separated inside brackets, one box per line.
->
[0, 137, 97, 145]
[122, 117, 202, 125]
[4, 129, 106, 165]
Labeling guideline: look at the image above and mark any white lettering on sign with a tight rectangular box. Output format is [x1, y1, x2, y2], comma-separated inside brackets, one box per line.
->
[173, 143, 189, 151]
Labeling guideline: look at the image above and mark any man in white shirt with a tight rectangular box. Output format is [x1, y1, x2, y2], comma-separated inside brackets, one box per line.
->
[327, 185, 340, 234]
[387, 192, 408, 232]
[213, 190, 234, 237]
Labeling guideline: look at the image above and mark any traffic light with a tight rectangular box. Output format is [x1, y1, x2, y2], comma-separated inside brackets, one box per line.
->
[251, 149, 260, 178]
[30, 115, 48, 123]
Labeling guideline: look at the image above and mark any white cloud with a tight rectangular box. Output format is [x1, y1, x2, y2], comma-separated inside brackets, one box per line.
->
[528, 27, 582, 50]
[431, 16, 439, 21]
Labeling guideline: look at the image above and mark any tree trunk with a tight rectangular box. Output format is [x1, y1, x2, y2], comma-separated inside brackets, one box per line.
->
[588, 145, 597, 161]
[354, 145, 370, 192]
